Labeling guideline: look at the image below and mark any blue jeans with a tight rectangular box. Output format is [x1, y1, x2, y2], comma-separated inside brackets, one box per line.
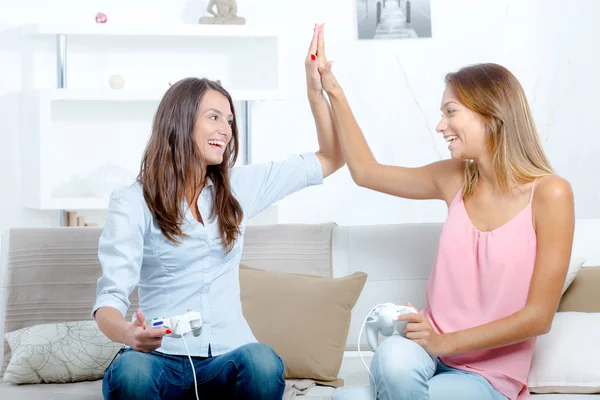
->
[334, 336, 508, 400]
[102, 343, 285, 400]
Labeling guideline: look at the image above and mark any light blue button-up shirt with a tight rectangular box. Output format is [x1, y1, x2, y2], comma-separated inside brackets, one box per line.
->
[92, 152, 323, 357]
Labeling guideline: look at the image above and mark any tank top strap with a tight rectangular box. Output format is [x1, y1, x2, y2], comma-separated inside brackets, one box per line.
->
[529, 178, 539, 203]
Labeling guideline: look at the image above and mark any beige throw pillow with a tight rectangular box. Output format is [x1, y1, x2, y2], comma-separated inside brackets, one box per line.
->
[4, 320, 121, 384]
[240, 265, 367, 387]
[558, 266, 600, 312]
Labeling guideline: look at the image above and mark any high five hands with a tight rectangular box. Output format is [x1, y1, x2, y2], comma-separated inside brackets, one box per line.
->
[306, 23, 338, 95]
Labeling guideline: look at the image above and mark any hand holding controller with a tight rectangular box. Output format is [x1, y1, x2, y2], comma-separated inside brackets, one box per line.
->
[151, 310, 203, 338]
[365, 303, 418, 351]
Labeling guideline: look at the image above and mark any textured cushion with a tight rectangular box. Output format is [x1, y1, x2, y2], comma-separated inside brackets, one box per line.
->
[3, 320, 121, 384]
[558, 266, 600, 312]
[528, 312, 600, 394]
[240, 265, 367, 387]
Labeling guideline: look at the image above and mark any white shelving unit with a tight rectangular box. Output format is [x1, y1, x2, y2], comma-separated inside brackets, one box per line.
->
[20, 23, 281, 38]
[17, 23, 286, 214]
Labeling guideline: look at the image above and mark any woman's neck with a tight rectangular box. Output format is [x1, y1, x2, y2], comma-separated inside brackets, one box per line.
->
[473, 156, 504, 194]
[185, 172, 206, 203]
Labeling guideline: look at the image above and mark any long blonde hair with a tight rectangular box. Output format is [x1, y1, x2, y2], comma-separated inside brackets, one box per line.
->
[444, 63, 553, 197]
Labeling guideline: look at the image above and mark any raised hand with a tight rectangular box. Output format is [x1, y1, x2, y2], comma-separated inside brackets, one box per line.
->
[315, 24, 338, 93]
[306, 23, 324, 99]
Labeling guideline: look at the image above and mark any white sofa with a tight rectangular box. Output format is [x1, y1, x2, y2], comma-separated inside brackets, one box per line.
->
[1, 222, 599, 399]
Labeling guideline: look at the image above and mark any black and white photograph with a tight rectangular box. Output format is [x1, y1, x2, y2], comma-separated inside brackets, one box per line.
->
[356, 0, 432, 40]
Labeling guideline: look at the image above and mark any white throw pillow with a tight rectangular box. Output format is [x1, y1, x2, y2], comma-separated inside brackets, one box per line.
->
[4, 320, 121, 384]
[562, 257, 585, 295]
[528, 312, 600, 394]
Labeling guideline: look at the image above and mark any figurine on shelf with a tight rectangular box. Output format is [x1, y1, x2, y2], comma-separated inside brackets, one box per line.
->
[95, 12, 107, 24]
[199, 0, 246, 25]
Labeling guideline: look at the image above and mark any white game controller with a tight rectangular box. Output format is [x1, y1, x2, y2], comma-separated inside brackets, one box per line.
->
[150, 310, 203, 338]
[365, 303, 418, 351]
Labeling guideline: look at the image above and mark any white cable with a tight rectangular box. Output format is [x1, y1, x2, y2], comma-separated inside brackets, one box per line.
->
[177, 320, 199, 400]
[357, 303, 388, 383]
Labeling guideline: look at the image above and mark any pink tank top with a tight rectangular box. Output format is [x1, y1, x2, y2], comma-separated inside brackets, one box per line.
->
[422, 182, 538, 400]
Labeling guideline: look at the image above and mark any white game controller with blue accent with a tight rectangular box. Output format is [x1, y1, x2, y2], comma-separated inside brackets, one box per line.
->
[150, 310, 203, 338]
[365, 303, 418, 350]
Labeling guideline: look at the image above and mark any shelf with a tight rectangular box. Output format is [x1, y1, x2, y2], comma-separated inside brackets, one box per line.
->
[25, 197, 111, 211]
[19, 23, 280, 38]
[27, 88, 283, 102]
[17, 21, 285, 211]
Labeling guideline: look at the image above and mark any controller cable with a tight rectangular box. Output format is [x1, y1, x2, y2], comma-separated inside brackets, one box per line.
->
[357, 303, 388, 382]
[176, 320, 200, 400]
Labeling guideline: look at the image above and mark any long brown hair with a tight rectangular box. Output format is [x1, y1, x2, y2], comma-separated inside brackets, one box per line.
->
[444, 63, 553, 197]
[137, 77, 243, 251]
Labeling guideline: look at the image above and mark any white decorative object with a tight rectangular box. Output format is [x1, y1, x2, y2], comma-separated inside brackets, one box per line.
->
[199, 0, 246, 25]
[109, 74, 125, 89]
[86, 163, 135, 197]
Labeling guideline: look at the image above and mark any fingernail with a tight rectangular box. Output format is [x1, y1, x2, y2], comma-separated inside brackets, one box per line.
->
[165, 329, 172, 334]
[311, 54, 316, 61]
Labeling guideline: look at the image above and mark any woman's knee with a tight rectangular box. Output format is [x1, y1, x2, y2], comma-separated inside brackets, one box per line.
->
[103, 349, 162, 400]
[371, 336, 436, 391]
[236, 343, 285, 398]
[237, 343, 285, 379]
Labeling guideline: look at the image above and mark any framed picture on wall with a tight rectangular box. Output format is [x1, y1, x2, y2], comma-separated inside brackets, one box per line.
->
[356, 0, 432, 40]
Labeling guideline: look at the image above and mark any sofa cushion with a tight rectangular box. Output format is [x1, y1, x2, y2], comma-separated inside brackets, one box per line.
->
[0, 380, 103, 400]
[240, 265, 367, 387]
[528, 312, 600, 394]
[558, 266, 600, 312]
[241, 222, 336, 277]
[3, 320, 121, 384]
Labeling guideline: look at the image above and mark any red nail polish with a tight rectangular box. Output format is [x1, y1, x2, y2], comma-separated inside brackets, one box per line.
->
[165, 329, 172, 334]
[311, 54, 316, 61]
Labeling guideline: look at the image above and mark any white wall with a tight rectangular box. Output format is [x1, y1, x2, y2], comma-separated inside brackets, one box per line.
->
[1, 0, 599, 231]
[253, 0, 600, 225]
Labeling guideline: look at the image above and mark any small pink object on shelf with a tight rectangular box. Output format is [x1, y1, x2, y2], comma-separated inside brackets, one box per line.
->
[95, 12, 107, 23]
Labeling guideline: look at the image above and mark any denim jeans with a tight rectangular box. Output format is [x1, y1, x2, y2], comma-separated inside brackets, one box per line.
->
[102, 342, 285, 400]
[333, 336, 508, 400]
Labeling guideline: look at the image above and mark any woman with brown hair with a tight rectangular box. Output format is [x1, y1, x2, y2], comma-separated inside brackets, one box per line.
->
[92, 24, 342, 400]
[315, 28, 575, 400]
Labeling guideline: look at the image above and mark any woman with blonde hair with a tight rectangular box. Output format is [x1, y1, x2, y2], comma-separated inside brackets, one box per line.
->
[314, 28, 575, 400]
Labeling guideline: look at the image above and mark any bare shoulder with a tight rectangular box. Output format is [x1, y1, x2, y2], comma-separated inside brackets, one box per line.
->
[533, 175, 574, 207]
[532, 175, 574, 229]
